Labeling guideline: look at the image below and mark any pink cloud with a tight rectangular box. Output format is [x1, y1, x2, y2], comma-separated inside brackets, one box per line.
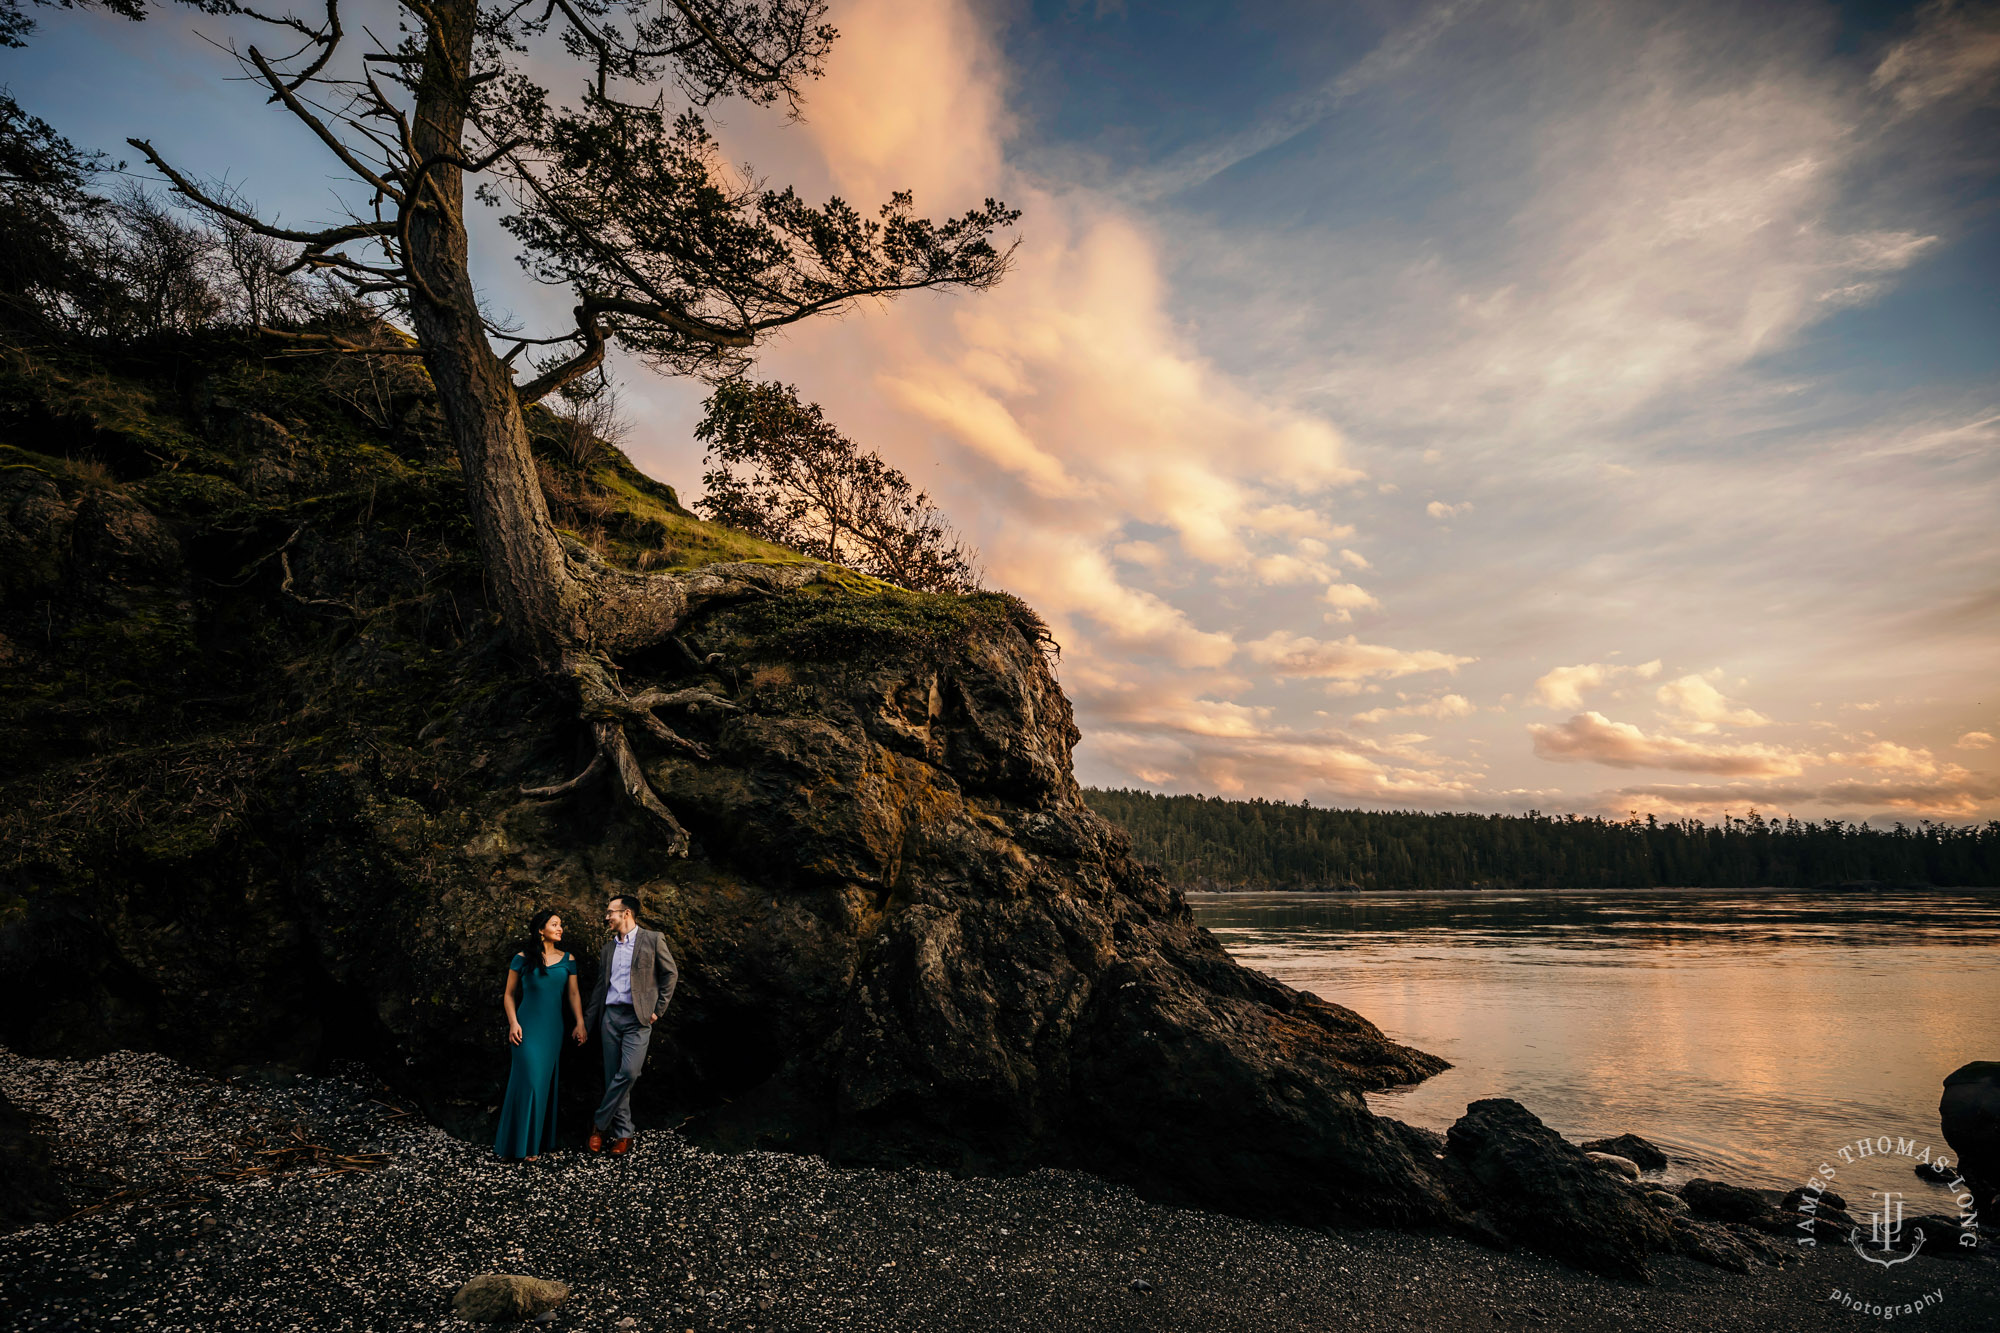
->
[1245, 631, 1475, 682]
[1528, 712, 1805, 776]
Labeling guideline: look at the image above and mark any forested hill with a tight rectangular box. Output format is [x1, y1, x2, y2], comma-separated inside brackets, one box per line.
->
[1081, 788, 2000, 891]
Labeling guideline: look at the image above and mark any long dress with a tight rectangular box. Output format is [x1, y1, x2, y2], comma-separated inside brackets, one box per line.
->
[494, 951, 575, 1159]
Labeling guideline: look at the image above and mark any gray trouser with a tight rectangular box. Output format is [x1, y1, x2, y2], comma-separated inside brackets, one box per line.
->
[595, 1003, 650, 1138]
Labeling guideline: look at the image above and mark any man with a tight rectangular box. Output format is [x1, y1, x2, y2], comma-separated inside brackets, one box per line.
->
[582, 893, 679, 1154]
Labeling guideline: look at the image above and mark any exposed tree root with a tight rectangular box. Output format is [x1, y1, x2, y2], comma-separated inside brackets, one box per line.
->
[520, 558, 825, 854]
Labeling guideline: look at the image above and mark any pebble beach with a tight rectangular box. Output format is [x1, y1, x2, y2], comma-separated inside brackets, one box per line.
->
[3, 1049, 1995, 1333]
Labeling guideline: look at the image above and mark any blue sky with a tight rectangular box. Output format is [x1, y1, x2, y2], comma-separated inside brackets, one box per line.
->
[9, 0, 1998, 821]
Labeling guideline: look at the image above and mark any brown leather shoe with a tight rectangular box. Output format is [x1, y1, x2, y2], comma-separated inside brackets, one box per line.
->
[609, 1136, 632, 1155]
[586, 1128, 604, 1153]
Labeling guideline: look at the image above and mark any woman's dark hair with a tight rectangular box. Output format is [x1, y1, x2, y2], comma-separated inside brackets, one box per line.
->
[519, 909, 559, 975]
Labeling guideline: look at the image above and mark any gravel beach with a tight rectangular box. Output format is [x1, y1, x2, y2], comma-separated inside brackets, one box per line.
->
[2, 1048, 1994, 1333]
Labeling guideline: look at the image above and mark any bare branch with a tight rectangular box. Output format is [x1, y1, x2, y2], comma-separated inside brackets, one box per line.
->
[260, 326, 429, 356]
[246, 45, 405, 204]
[513, 304, 606, 405]
[125, 138, 395, 250]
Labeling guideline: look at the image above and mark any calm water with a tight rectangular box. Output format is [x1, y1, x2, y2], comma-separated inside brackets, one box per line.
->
[1189, 887, 2000, 1203]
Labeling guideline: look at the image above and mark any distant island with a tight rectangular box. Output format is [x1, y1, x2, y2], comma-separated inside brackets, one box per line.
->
[1082, 787, 2000, 891]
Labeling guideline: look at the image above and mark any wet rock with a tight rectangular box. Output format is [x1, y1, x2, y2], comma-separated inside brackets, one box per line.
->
[1443, 1099, 1676, 1280]
[450, 1274, 569, 1323]
[1941, 1061, 2000, 1193]
[1906, 1214, 1982, 1260]
[1682, 1178, 1771, 1224]
[1673, 1222, 1759, 1273]
[1780, 1185, 1846, 1213]
[1643, 1191, 1688, 1215]
[1578, 1134, 1668, 1172]
[1585, 1152, 1640, 1180]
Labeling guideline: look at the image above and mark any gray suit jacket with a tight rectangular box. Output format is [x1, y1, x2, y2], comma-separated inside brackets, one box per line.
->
[584, 927, 679, 1032]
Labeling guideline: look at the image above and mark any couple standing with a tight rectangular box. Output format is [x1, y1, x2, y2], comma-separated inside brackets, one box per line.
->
[494, 892, 679, 1161]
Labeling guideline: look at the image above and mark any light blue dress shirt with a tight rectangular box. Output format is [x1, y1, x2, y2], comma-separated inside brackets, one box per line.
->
[607, 928, 636, 1006]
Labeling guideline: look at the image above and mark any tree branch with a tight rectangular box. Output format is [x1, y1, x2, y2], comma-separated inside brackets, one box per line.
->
[126, 138, 396, 249]
[246, 44, 405, 204]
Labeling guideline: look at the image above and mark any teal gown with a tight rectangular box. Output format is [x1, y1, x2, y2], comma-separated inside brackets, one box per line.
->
[494, 951, 576, 1159]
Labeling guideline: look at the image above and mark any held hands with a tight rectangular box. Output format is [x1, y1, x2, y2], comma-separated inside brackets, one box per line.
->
[571, 1021, 587, 1046]
[508, 1020, 524, 1046]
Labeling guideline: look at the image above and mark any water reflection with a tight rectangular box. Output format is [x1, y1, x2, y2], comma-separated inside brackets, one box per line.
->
[1190, 887, 2000, 1202]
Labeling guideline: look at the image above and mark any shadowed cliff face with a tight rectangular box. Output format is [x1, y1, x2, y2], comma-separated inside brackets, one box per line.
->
[7, 338, 1783, 1279]
[0, 337, 1458, 1237]
[285, 594, 1460, 1229]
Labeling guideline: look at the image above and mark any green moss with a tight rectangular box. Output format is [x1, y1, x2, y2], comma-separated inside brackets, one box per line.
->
[135, 471, 252, 517]
[723, 581, 1020, 664]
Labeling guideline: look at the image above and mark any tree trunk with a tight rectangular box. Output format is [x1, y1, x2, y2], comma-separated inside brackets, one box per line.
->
[396, 2, 821, 851]
[406, 0, 587, 668]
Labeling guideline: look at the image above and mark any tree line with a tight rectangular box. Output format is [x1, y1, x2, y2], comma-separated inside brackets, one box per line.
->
[1082, 789, 2000, 890]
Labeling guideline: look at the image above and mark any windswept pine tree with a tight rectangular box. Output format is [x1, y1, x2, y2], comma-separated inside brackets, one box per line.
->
[123, 0, 1017, 853]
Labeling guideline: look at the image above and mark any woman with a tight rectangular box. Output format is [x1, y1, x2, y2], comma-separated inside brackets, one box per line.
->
[494, 908, 587, 1161]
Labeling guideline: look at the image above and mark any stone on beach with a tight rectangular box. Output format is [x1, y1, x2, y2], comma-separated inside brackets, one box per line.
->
[1584, 1152, 1640, 1180]
[450, 1274, 570, 1323]
[1578, 1134, 1669, 1172]
[1443, 1098, 1677, 1281]
[1682, 1178, 1772, 1225]
[1779, 1186, 1846, 1213]
[1904, 1214, 1982, 1260]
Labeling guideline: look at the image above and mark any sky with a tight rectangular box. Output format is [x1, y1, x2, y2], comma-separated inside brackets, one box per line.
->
[9, 0, 1999, 823]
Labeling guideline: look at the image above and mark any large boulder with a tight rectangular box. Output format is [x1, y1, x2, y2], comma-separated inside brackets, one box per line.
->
[1941, 1061, 2000, 1195]
[1443, 1099, 1678, 1280]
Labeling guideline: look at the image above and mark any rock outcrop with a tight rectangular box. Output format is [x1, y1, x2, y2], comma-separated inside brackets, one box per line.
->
[1941, 1061, 2000, 1202]
[0, 336, 1769, 1278]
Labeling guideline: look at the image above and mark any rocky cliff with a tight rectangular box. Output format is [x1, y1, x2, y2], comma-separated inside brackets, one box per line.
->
[2, 333, 1775, 1277]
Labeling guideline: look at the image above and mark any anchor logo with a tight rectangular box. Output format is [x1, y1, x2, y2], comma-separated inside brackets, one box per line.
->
[1849, 1190, 1927, 1267]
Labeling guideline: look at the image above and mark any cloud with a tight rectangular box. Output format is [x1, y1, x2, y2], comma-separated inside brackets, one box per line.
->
[1237, 10, 1945, 461]
[1608, 774, 2000, 819]
[1529, 712, 1805, 776]
[1655, 673, 1771, 733]
[1068, 668, 1479, 802]
[1872, 0, 2000, 111]
[602, 0, 1990, 821]
[1246, 631, 1475, 682]
[1320, 581, 1383, 622]
[1352, 693, 1477, 725]
[1532, 659, 1664, 710]
[1959, 731, 1996, 750]
[1825, 740, 1945, 776]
